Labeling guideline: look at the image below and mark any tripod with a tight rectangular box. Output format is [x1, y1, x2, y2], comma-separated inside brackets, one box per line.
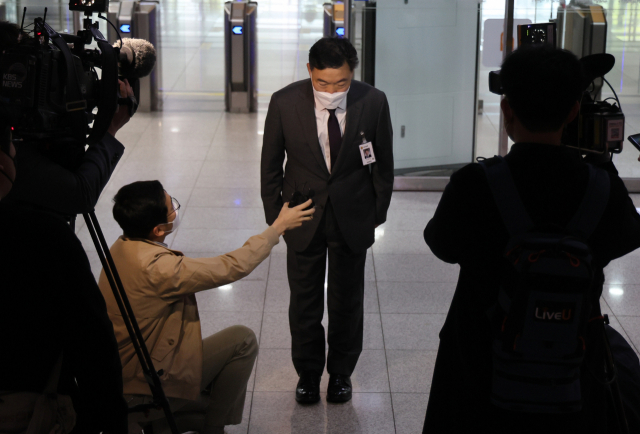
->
[83, 211, 179, 434]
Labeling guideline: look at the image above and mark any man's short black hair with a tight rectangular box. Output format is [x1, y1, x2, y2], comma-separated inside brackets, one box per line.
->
[500, 45, 583, 132]
[309, 37, 359, 71]
[113, 181, 168, 239]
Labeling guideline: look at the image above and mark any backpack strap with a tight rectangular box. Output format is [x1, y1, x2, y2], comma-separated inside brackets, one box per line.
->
[479, 156, 534, 238]
[567, 164, 610, 240]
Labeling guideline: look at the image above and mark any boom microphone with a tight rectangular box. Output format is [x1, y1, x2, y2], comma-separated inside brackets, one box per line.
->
[113, 38, 157, 80]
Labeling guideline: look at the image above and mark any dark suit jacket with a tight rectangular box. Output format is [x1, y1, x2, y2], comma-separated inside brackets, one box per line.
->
[261, 79, 394, 252]
[423, 143, 640, 434]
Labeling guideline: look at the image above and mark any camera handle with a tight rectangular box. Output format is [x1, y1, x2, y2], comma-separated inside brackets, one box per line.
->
[83, 211, 179, 434]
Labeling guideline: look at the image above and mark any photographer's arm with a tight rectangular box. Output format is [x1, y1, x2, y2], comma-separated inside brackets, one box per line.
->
[261, 95, 286, 225]
[10, 135, 124, 214]
[154, 201, 315, 299]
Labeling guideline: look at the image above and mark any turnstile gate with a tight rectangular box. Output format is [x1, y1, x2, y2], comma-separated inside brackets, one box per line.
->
[224, 1, 257, 113]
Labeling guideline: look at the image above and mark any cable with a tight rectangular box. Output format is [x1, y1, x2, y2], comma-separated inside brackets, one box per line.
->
[603, 77, 621, 110]
[98, 13, 123, 49]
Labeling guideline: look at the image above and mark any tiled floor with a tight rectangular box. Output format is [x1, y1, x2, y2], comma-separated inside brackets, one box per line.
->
[56, 0, 640, 432]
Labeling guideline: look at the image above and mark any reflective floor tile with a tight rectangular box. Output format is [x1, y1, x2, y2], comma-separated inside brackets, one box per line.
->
[389, 192, 442, 210]
[195, 280, 267, 312]
[392, 393, 429, 434]
[374, 254, 460, 283]
[364, 281, 380, 314]
[172, 228, 267, 252]
[183, 252, 271, 282]
[616, 316, 640, 355]
[109, 159, 205, 190]
[181, 207, 267, 230]
[198, 160, 262, 181]
[126, 143, 211, 162]
[604, 253, 640, 285]
[248, 392, 395, 434]
[188, 187, 264, 208]
[386, 350, 438, 393]
[372, 231, 432, 255]
[206, 144, 263, 162]
[254, 349, 329, 392]
[377, 281, 455, 314]
[350, 350, 390, 393]
[602, 284, 640, 317]
[268, 253, 289, 281]
[382, 209, 434, 231]
[260, 312, 293, 349]
[382, 314, 446, 350]
[264, 280, 291, 313]
[362, 315, 385, 350]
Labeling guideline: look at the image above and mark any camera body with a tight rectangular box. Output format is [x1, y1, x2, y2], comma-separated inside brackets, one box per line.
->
[563, 93, 624, 153]
[488, 54, 624, 154]
[69, 0, 109, 13]
[0, 9, 118, 146]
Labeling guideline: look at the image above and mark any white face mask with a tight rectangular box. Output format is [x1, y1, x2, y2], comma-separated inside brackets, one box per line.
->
[162, 207, 180, 235]
[312, 84, 350, 110]
[159, 197, 181, 236]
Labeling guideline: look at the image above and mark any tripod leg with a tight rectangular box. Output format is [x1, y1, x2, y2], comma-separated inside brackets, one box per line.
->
[83, 212, 180, 434]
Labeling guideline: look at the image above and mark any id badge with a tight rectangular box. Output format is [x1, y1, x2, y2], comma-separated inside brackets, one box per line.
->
[359, 142, 376, 165]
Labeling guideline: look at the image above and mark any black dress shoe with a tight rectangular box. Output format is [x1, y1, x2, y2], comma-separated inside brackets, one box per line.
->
[326, 374, 352, 403]
[296, 371, 321, 404]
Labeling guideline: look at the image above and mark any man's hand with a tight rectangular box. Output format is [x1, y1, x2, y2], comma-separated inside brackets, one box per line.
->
[271, 200, 316, 236]
[107, 79, 134, 138]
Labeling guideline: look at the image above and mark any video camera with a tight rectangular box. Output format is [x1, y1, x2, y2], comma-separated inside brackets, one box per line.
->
[0, 0, 155, 147]
[488, 25, 624, 155]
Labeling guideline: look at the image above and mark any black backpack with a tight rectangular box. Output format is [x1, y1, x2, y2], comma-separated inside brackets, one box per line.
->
[480, 155, 610, 414]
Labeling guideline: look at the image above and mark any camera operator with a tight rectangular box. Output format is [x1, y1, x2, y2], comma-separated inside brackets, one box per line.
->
[0, 20, 134, 218]
[0, 132, 128, 434]
[422, 45, 640, 433]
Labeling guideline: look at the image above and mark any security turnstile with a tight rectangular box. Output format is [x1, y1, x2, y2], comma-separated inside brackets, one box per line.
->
[224, 1, 257, 113]
[323, 2, 345, 38]
[557, 5, 607, 99]
[103, 0, 163, 112]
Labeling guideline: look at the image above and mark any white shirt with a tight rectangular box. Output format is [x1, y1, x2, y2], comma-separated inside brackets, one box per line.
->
[313, 91, 347, 173]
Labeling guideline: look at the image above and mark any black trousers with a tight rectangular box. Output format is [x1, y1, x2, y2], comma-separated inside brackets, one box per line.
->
[286, 200, 367, 376]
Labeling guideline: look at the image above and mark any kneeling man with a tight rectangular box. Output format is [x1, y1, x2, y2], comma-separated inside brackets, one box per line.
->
[99, 180, 314, 434]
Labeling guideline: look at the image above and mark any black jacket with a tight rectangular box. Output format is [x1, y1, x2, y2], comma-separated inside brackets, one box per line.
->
[5, 134, 124, 216]
[423, 143, 640, 433]
[0, 203, 128, 434]
[261, 79, 394, 252]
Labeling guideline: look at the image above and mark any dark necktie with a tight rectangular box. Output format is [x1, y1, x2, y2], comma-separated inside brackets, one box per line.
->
[327, 108, 342, 169]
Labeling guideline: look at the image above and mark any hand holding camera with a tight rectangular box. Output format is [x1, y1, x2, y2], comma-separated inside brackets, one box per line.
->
[107, 79, 135, 137]
[272, 200, 316, 236]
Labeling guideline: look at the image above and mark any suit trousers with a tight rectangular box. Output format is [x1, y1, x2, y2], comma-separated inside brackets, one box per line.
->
[287, 200, 367, 376]
[126, 325, 257, 434]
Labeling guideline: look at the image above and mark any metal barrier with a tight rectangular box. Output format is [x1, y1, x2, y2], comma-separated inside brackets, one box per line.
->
[557, 5, 607, 98]
[224, 0, 257, 113]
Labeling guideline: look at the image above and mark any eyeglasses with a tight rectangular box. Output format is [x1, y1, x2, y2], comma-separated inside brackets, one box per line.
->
[168, 196, 180, 218]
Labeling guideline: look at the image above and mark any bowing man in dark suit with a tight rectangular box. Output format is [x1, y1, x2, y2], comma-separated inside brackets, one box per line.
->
[260, 37, 394, 404]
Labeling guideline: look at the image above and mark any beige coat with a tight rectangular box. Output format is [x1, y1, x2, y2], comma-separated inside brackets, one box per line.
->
[98, 227, 279, 401]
